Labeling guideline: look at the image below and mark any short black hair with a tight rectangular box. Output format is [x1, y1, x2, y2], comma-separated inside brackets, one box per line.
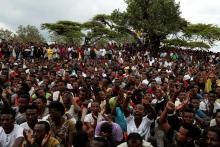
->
[182, 106, 195, 114]
[36, 96, 47, 103]
[100, 122, 112, 134]
[127, 133, 143, 143]
[26, 104, 39, 111]
[18, 92, 30, 103]
[1, 107, 16, 118]
[48, 101, 65, 115]
[36, 121, 50, 134]
[182, 123, 201, 140]
[92, 137, 109, 147]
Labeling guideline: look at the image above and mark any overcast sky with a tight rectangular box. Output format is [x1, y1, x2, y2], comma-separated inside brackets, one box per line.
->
[0, 0, 220, 51]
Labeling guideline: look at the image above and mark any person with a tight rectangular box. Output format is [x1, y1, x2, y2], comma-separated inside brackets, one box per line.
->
[126, 102, 155, 141]
[210, 109, 220, 127]
[205, 126, 220, 147]
[44, 101, 76, 147]
[95, 119, 124, 146]
[22, 121, 60, 147]
[0, 107, 24, 147]
[89, 137, 110, 147]
[15, 92, 30, 124]
[84, 101, 104, 137]
[73, 120, 89, 147]
[32, 96, 48, 119]
[20, 104, 40, 136]
[160, 101, 201, 147]
[117, 133, 153, 147]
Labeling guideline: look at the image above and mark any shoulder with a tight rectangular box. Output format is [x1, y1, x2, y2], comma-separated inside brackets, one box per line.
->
[48, 137, 60, 146]
[117, 142, 127, 147]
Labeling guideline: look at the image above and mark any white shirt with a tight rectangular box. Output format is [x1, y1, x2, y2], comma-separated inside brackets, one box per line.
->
[199, 99, 209, 112]
[20, 119, 42, 135]
[126, 115, 153, 141]
[0, 125, 24, 147]
[117, 141, 153, 147]
[214, 101, 220, 113]
[84, 113, 104, 125]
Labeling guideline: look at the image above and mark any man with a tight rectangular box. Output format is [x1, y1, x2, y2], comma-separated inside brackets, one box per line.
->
[33, 96, 48, 119]
[45, 101, 76, 147]
[20, 104, 39, 135]
[95, 118, 124, 146]
[160, 101, 201, 147]
[89, 137, 109, 147]
[23, 121, 60, 147]
[15, 92, 30, 124]
[84, 101, 104, 137]
[205, 126, 220, 147]
[0, 107, 24, 147]
[126, 102, 155, 141]
[117, 133, 153, 147]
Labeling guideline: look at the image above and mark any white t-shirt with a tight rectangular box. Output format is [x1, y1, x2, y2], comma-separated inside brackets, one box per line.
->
[84, 113, 104, 125]
[199, 99, 209, 112]
[126, 115, 153, 141]
[0, 125, 24, 147]
[20, 119, 41, 135]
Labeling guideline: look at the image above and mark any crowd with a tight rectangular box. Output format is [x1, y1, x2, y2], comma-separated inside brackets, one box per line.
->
[0, 41, 220, 147]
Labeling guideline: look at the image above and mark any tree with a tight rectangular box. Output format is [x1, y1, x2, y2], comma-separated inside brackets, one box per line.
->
[15, 25, 45, 43]
[0, 28, 14, 42]
[124, 0, 187, 50]
[164, 23, 220, 50]
[41, 21, 84, 45]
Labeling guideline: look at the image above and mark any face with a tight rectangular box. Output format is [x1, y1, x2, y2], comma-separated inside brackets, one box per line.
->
[0, 114, 14, 132]
[178, 92, 186, 101]
[49, 108, 61, 120]
[182, 112, 194, 124]
[18, 98, 29, 113]
[176, 126, 188, 142]
[62, 96, 71, 110]
[191, 99, 200, 109]
[206, 131, 220, 147]
[91, 102, 100, 114]
[98, 91, 106, 101]
[26, 109, 38, 124]
[134, 104, 144, 119]
[127, 140, 142, 147]
[215, 112, 220, 125]
[79, 90, 86, 101]
[33, 99, 45, 110]
[33, 124, 46, 142]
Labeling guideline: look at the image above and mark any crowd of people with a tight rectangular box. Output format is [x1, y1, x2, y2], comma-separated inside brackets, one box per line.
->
[0, 41, 220, 147]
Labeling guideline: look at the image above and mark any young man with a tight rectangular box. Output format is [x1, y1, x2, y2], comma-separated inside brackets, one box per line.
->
[23, 121, 60, 147]
[117, 133, 153, 147]
[32, 96, 48, 119]
[205, 126, 220, 147]
[84, 101, 104, 137]
[126, 102, 155, 141]
[45, 101, 76, 147]
[160, 101, 201, 147]
[20, 104, 39, 135]
[0, 107, 24, 147]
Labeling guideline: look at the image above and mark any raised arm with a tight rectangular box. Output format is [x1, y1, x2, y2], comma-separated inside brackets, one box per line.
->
[159, 101, 175, 134]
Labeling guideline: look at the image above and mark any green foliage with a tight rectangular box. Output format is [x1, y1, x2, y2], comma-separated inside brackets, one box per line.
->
[0, 29, 14, 41]
[15, 25, 45, 43]
[42, 21, 84, 45]
[163, 39, 210, 50]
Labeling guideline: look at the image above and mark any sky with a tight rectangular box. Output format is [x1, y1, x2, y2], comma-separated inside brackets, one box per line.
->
[0, 0, 220, 52]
